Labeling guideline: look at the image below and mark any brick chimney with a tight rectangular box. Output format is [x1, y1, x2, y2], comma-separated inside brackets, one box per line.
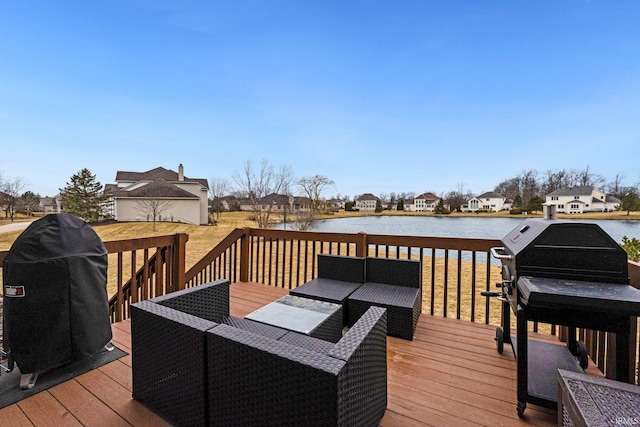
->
[178, 164, 184, 181]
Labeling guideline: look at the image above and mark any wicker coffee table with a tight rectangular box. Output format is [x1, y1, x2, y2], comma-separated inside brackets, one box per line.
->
[245, 295, 343, 343]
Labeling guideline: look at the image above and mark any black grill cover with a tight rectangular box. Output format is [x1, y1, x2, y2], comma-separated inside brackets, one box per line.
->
[2, 213, 111, 374]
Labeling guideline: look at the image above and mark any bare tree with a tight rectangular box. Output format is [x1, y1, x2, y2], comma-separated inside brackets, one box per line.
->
[606, 172, 629, 199]
[295, 174, 335, 230]
[1, 176, 26, 221]
[208, 177, 230, 219]
[445, 182, 472, 212]
[232, 159, 294, 228]
[519, 169, 540, 208]
[540, 169, 570, 195]
[135, 199, 174, 231]
[566, 166, 605, 189]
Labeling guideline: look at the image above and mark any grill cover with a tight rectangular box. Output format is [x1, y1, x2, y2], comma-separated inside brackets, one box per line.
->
[2, 213, 111, 374]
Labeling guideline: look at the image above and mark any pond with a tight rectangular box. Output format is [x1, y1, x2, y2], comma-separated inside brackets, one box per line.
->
[279, 215, 640, 243]
[276, 215, 640, 262]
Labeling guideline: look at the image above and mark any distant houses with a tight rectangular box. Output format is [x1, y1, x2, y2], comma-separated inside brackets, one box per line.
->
[461, 192, 513, 213]
[544, 186, 620, 213]
[404, 192, 441, 212]
[355, 193, 380, 212]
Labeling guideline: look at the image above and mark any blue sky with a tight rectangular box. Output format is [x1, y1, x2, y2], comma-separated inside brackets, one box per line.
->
[2, 1, 639, 199]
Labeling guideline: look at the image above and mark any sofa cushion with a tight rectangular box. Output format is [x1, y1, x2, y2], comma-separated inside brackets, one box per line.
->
[290, 278, 361, 305]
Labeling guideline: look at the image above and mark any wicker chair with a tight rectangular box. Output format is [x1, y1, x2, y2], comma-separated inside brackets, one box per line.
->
[207, 305, 388, 427]
[130, 279, 287, 426]
[132, 280, 388, 426]
[347, 256, 422, 340]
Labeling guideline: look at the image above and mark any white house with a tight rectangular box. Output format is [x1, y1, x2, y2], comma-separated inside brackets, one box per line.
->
[545, 186, 620, 213]
[327, 198, 345, 212]
[106, 164, 209, 225]
[405, 192, 440, 212]
[463, 192, 511, 212]
[355, 193, 380, 212]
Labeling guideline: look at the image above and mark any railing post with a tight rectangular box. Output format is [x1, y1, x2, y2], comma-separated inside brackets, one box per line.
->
[356, 231, 368, 258]
[173, 233, 189, 290]
[240, 228, 251, 282]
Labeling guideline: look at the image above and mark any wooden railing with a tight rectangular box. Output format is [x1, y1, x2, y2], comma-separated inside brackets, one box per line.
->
[185, 228, 503, 322]
[1, 227, 639, 383]
[103, 233, 188, 322]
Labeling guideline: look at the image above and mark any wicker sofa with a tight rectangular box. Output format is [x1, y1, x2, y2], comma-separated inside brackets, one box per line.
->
[291, 254, 422, 340]
[131, 279, 388, 427]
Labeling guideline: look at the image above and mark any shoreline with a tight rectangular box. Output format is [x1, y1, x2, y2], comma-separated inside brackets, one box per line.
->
[323, 209, 640, 222]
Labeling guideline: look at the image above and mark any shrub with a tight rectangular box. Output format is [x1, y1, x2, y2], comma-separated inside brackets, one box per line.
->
[621, 236, 640, 262]
[510, 208, 524, 215]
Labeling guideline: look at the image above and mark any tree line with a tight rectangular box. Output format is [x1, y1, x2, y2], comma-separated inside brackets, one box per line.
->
[2, 164, 639, 223]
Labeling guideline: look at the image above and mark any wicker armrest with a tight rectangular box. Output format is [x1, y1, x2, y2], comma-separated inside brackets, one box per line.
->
[329, 306, 387, 361]
[150, 279, 230, 322]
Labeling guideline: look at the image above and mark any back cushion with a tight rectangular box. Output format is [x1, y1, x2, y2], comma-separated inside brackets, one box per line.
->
[317, 254, 365, 283]
[366, 257, 421, 288]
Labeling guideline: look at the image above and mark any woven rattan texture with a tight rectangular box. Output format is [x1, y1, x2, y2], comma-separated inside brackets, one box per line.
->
[566, 377, 640, 425]
[308, 304, 343, 343]
[207, 306, 387, 427]
[131, 300, 217, 426]
[152, 279, 230, 322]
[279, 331, 335, 354]
[208, 325, 343, 426]
[366, 257, 422, 288]
[318, 254, 366, 283]
[348, 283, 420, 340]
[221, 316, 289, 339]
[330, 307, 387, 426]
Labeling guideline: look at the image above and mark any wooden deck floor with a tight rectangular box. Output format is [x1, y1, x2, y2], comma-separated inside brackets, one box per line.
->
[0, 282, 601, 426]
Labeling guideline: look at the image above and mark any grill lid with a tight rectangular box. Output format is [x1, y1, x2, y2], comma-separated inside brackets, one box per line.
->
[501, 218, 629, 284]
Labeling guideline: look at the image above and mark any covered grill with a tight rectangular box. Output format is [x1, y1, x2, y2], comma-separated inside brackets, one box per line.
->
[486, 206, 640, 417]
[1, 213, 112, 389]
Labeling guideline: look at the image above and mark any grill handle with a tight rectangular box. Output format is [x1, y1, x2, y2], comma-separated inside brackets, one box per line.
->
[490, 246, 513, 261]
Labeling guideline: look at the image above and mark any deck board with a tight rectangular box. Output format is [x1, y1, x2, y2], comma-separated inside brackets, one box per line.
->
[0, 281, 604, 426]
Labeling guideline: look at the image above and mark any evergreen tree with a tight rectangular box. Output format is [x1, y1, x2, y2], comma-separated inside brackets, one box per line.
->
[59, 168, 108, 222]
[525, 196, 544, 213]
[434, 198, 446, 214]
[513, 194, 523, 208]
[621, 190, 640, 215]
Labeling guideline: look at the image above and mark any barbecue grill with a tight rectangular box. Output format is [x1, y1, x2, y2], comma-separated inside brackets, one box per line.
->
[1, 213, 113, 389]
[484, 205, 640, 417]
